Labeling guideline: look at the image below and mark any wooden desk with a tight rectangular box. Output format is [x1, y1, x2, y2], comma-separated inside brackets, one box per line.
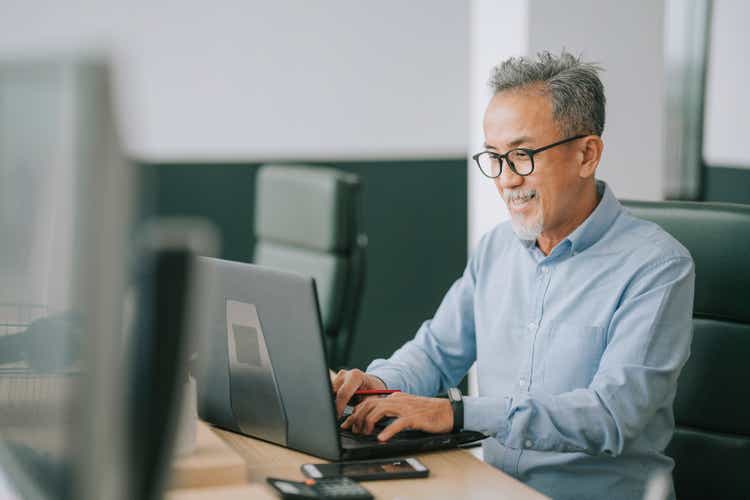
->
[169, 421, 247, 489]
[169, 425, 548, 499]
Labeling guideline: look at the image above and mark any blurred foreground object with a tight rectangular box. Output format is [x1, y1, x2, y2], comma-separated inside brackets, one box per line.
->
[0, 54, 217, 500]
[0, 54, 133, 500]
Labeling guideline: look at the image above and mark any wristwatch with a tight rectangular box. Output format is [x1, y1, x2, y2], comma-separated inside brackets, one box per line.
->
[447, 387, 463, 432]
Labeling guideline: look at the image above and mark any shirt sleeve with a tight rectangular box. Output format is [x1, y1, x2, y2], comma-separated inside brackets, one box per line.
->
[365, 236, 487, 397]
[463, 255, 695, 456]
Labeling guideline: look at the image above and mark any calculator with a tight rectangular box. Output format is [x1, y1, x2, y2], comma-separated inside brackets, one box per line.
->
[266, 476, 374, 500]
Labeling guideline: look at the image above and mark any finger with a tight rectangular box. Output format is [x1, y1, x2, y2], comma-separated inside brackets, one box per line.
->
[348, 398, 379, 433]
[331, 369, 347, 393]
[363, 405, 394, 435]
[346, 399, 371, 433]
[334, 376, 363, 417]
[340, 414, 353, 429]
[377, 416, 412, 442]
[361, 397, 404, 435]
[340, 401, 370, 430]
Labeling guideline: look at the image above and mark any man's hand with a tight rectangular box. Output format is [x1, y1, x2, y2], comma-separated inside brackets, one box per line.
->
[331, 368, 386, 417]
[341, 392, 453, 442]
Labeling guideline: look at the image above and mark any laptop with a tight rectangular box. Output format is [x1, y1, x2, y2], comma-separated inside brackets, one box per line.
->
[195, 257, 486, 461]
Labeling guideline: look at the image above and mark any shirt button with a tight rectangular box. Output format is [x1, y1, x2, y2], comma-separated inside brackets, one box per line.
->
[518, 378, 526, 387]
[524, 440, 533, 448]
[541, 266, 549, 273]
[527, 322, 536, 331]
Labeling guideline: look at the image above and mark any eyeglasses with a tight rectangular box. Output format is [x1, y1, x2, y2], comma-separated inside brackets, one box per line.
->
[472, 134, 587, 178]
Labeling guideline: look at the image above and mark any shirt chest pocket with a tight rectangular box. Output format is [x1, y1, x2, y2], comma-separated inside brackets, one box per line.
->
[541, 321, 606, 394]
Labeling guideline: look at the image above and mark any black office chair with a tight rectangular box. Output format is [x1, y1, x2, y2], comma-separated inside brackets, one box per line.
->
[623, 200, 750, 500]
[253, 164, 367, 369]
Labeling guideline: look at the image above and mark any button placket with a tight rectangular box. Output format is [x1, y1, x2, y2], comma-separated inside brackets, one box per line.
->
[527, 262, 552, 393]
[518, 376, 529, 391]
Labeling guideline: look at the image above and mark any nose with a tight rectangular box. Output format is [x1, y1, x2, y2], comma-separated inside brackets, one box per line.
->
[496, 163, 524, 191]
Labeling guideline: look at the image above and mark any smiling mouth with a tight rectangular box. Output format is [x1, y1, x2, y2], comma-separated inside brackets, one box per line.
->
[508, 192, 537, 210]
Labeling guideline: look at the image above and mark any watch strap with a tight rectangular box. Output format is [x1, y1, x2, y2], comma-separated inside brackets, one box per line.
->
[447, 387, 463, 432]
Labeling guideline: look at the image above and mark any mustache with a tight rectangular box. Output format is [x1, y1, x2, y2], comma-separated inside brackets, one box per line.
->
[502, 189, 538, 203]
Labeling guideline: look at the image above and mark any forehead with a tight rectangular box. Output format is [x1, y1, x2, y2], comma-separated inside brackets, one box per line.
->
[483, 88, 557, 148]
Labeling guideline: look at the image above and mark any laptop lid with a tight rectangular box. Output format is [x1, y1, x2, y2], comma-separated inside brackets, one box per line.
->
[196, 257, 342, 460]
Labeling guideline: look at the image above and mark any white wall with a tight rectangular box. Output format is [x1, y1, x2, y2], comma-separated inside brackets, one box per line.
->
[703, 0, 750, 169]
[528, 0, 667, 201]
[0, 1, 468, 161]
[467, 0, 527, 251]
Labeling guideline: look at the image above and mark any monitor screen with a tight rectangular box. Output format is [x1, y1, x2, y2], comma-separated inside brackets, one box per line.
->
[0, 58, 133, 500]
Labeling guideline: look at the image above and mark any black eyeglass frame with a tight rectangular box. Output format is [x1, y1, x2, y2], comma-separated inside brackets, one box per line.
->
[472, 134, 588, 178]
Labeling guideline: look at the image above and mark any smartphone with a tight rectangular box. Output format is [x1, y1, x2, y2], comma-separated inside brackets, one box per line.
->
[301, 457, 429, 481]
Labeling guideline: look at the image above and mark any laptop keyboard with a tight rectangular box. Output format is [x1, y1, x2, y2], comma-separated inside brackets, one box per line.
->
[337, 414, 432, 443]
[339, 428, 381, 442]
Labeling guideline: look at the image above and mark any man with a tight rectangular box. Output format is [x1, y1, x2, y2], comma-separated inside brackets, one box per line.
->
[333, 51, 694, 499]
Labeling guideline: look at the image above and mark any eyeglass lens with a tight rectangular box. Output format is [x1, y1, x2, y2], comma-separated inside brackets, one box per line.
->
[478, 150, 533, 177]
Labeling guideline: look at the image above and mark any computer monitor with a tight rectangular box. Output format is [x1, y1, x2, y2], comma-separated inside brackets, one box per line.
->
[0, 56, 132, 500]
[0, 54, 218, 500]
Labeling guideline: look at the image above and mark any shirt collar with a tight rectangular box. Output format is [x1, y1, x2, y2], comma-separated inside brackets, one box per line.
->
[517, 179, 622, 255]
[564, 180, 622, 254]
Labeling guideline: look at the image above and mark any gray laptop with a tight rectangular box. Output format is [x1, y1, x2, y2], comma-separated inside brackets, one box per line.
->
[195, 257, 486, 461]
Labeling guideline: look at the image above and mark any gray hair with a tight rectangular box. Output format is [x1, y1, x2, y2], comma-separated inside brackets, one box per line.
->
[489, 51, 606, 137]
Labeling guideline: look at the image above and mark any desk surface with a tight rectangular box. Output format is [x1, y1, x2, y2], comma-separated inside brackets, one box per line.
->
[169, 425, 548, 500]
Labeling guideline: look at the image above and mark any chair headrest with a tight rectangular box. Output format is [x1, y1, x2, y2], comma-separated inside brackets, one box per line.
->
[623, 200, 750, 324]
[255, 165, 360, 253]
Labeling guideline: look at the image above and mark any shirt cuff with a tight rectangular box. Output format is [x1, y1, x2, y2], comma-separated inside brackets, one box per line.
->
[365, 362, 405, 392]
[462, 395, 512, 440]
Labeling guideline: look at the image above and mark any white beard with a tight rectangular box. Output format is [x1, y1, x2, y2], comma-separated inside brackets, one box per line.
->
[510, 210, 544, 241]
[503, 189, 544, 241]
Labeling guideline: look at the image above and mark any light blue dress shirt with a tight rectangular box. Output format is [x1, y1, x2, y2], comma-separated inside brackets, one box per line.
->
[367, 180, 695, 500]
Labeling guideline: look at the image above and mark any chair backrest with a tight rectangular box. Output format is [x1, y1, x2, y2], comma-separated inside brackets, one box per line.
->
[253, 164, 366, 368]
[623, 200, 750, 500]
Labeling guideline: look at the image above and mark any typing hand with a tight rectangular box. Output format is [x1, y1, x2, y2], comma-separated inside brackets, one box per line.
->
[331, 369, 386, 418]
[340, 392, 453, 442]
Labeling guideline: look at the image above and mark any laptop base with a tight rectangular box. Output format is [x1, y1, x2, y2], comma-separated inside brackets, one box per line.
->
[339, 429, 487, 461]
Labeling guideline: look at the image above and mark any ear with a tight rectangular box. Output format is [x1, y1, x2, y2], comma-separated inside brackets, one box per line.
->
[578, 135, 603, 179]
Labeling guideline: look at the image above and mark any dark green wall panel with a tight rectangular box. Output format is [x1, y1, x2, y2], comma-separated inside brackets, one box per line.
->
[140, 164, 258, 263]
[138, 160, 467, 371]
[703, 166, 750, 204]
